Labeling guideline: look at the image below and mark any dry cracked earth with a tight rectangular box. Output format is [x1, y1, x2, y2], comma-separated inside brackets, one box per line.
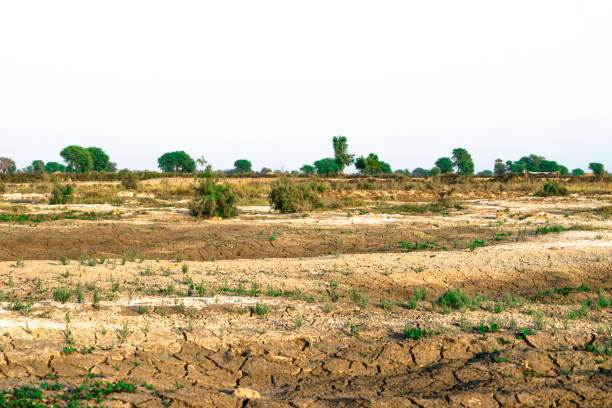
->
[0, 193, 611, 407]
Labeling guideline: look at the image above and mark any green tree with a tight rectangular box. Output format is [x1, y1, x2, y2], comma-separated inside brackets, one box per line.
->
[434, 157, 454, 174]
[45, 162, 66, 173]
[234, 159, 252, 173]
[589, 162, 605, 176]
[412, 167, 429, 178]
[571, 168, 584, 176]
[157, 151, 196, 173]
[0, 157, 16, 174]
[30, 160, 46, 174]
[479, 170, 493, 176]
[332, 136, 354, 172]
[60, 145, 93, 173]
[558, 165, 569, 176]
[300, 165, 315, 175]
[429, 166, 441, 176]
[314, 158, 341, 175]
[394, 169, 412, 176]
[494, 159, 506, 176]
[539, 160, 559, 173]
[451, 148, 474, 175]
[87, 147, 110, 171]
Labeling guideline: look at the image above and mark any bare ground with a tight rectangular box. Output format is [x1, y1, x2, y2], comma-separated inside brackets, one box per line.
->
[0, 195, 610, 406]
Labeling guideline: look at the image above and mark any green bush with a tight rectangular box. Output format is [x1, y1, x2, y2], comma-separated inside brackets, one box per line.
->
[268, 178, 323, 213]
[438, 288, 471, 309]
[189, 179, 238, 218]
[49, 183, 74, 205]
[53, 288, 72, 303]
[535, 181, 568, 197]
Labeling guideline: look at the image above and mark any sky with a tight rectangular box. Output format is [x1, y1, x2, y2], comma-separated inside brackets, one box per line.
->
[1, 0, 611, 173]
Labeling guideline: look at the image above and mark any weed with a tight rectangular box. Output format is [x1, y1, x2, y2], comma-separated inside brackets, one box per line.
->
[252, 303, 270, 315]
[53, 288, 72, 304]
[438, 288, 470, 309]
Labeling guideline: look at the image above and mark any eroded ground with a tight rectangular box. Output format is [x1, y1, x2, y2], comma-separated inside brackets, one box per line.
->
[0, 187, 610, 407]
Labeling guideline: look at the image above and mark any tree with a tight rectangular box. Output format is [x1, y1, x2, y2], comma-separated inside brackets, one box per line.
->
[558, 165, 569, 176]
[31, 160, 45, 174]
[157, 151, 196, 173]
[0, 157, 16, 174]
[300, 165, 315, 175]
[479, 170, 493, 176]
[45, 162, 66, 173]
[332, 136, 354, 172]
[589, 162, 605, 176]
[452, 148, 474, 175]
[314, 158, 341, 175]
[196, 156, 208, 170]
[571, 168, 584, 176]
[539, 160, 559, 173]
[434, 157, 454, 174]
[234, 159, 252, 173]
[394, 169, 411, 176]
[87, 147, 111, 171]
[429, 166, 441, 176]
[260, 167, 273, 174]
[412, 167, 429, 178]
[494, 159, 506, 176]
[60, 145, 93, 173]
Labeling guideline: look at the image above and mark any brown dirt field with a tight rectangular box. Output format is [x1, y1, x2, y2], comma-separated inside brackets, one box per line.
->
[0, 190, 610, 407]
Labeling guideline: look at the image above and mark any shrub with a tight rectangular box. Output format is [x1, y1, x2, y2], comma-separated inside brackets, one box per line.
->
[535, 181, 568, 197]
[252, 302, 270, 315]
[189, 179, 238, 218]
[53, 288, 72, 303]
[438, 288, 471, 309]
[120, 172, 140, 190]
[268, 178, 323, 213]
[49, 183, 74, 204]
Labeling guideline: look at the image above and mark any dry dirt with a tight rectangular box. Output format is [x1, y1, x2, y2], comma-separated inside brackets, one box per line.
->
[0, 191, 611, 407]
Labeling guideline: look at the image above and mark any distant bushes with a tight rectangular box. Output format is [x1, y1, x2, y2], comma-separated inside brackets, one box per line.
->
[189, 179, 238, 218]
[120, 171, 140, 190]
[535, 181, 568, 197]
[49, 182, 74, 205]
[268, 178, 324, 213]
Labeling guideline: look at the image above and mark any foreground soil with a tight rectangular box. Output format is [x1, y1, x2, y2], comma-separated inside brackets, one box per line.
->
[0, 195, 610, 406]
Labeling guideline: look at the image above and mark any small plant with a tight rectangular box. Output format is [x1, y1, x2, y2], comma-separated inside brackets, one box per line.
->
[350, 324, 362, 337]
[252, 302, 270, 315]
[76, 283, 84, 303]
[535, 180, 568, 197]
[53, 288, 72, 304]
[59, 256, 69, 265]
[468, 240, 486, 250]
[381, 297, 395, 312]
[516, 327, 536, 340]
[403, 324, 432, 340]
[414, 287, 427, 301]
[181, 264, 189, 273]
[92, 287, 101, 310]
[438, 288, 471, 310]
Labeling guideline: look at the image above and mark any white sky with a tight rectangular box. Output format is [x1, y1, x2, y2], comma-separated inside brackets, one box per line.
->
[1, 1, 611, 172]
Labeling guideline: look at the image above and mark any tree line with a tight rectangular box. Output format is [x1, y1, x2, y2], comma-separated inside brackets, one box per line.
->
[0, 138, 606, 177]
